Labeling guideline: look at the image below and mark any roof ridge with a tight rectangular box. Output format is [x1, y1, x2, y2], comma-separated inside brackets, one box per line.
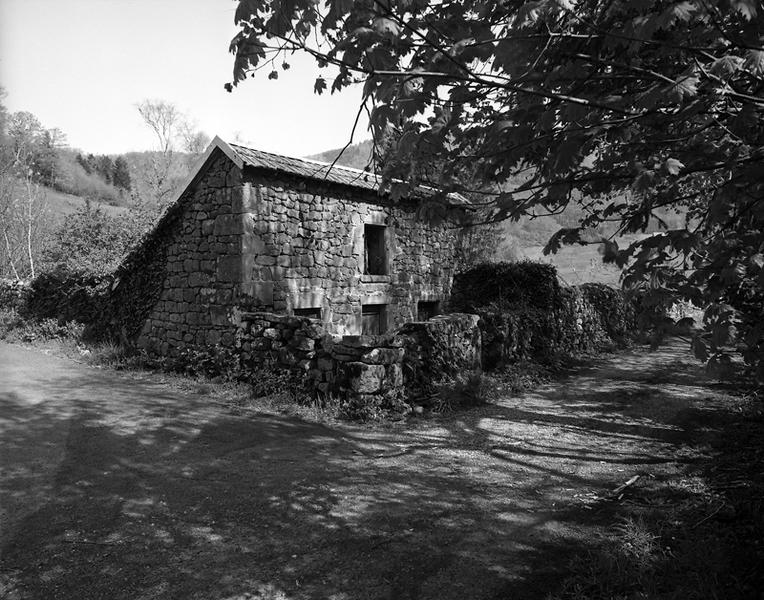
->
[227, 142, 379, 178]
[223, 138, 470, 207]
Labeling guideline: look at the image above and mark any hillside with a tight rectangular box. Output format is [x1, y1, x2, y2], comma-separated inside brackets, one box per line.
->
[40, 185, 128, 223]
[306, 139, 374, 171]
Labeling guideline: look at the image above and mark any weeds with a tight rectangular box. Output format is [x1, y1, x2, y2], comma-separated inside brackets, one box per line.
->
[0, 307, 84, 344]
[429, 372, 493, 413]
[551, 396, 764, 600]
[490, 360, 553, 395]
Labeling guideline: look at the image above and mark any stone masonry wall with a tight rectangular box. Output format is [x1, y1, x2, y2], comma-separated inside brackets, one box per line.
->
[136, 151, 247, 357]
[236, 312, 481, 409]
[236, 169, 463, 335]
[134, 150, 464, 359]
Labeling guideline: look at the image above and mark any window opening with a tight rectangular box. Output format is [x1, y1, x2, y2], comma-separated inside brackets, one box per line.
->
[294, 307, 322, 319]
[364, 225, 387, 275]
[361, 304, 387, 335]
[417, 301, 440, 321]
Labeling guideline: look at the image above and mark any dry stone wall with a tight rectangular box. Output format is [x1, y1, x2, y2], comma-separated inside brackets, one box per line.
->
[0, 279, 30, 311]
[236, 311, 481, 409]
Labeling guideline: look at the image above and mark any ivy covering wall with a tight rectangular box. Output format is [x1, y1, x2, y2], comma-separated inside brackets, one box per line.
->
[451, 262, 639, 368]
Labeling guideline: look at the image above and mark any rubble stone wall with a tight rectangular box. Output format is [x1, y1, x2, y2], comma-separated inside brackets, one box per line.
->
[135, 151, 247, 357]
[236, 311, 481, 407]
[236, 168, 463, 335]
[133, 150, 464, 359]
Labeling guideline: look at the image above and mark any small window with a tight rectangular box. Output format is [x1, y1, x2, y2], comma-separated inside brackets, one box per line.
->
[417, 301, 440, 321]
[294, 307, 321, 319]
[361, 304, 387, 335]
[364, 224, 387, 275]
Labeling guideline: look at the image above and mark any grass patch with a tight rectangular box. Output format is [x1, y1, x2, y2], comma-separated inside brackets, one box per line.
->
[550, 393, 764, 600]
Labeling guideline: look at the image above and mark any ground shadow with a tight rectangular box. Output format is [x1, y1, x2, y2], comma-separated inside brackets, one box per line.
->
[0, 340, 752, 599]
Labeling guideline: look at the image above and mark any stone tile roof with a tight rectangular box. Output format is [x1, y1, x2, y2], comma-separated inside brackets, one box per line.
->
[227, 142, 470, 207]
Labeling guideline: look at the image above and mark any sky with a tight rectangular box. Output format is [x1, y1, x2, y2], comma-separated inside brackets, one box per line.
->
[0, 0, 369, 157]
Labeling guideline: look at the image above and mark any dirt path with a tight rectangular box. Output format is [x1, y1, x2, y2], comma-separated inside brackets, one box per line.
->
[0, 340, 738, 599]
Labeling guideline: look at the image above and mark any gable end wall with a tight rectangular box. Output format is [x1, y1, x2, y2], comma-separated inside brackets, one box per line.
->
[136, 156, 463, 357]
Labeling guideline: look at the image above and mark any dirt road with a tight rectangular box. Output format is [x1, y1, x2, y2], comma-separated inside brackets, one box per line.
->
[0, 340, 736, 599]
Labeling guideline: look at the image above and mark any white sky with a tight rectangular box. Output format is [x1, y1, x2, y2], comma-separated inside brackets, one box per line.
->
[0, 0, 369, 156]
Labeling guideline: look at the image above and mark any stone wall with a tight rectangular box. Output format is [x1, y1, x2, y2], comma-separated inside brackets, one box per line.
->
[0, 279, 30, 311]
[134, 151, 247, 357]
[236, 169, 463, 334]
[129, 150, 464, 359]
[236, 311, 482, 410]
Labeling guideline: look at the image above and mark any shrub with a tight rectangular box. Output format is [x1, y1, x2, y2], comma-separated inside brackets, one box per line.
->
[338, 389, 409, 421]
[450, 260, 561, 312]
[453, 262, 640, 369]
[0, 306, 84, 343]
[429, 372, 493, 413]
[44, 204, 151, 275]
[23, 270, 112, 334]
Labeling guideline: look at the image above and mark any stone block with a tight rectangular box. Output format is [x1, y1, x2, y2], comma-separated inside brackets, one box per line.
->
[239, 281, 274, 305]
[256, 254, 276, 266]
[317, 357, 334, 371]
[242, 233, 266, 254]
[290, 335, 315, 352]
[201, 220, 215, 236]
[210, 306, 230, 326]
[213, 214, 249, 236]
[361, 347, 405, 365]
[262, 328, 280, 340]
[216, 256, 242, 282]
[342, 362, 385, 394]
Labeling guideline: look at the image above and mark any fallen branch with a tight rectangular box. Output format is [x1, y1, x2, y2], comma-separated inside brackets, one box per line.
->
[609, 475, 641, 499]
[692, 502, 725, 528]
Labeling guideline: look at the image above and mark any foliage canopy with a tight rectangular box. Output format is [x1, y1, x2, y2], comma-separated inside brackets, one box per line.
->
[229, 0, 764, 380]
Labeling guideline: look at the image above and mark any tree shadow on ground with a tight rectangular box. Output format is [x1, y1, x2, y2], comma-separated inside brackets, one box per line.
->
[0, 341, 754, 599]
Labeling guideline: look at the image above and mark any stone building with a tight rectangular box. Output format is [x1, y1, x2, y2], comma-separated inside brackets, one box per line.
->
[122, 137, 468, 357]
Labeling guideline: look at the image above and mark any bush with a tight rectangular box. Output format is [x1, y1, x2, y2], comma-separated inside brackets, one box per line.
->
[429, 372, 493, 412]
[450, 260, 561, 312]
[338, 389, 409, 421]
[453, 262, 639, 369]
[0, 307, 84, 343]
[23, 271, 112, 334]
[45, 205, 151, 275]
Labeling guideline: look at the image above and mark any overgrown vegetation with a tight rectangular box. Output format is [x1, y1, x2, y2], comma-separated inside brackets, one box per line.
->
[451, 262, 640, 369]
[551, 393, 764, 600]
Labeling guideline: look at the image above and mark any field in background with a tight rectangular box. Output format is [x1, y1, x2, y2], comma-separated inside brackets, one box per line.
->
[40, 185, 129, 223]
[520, 243, 623, 286]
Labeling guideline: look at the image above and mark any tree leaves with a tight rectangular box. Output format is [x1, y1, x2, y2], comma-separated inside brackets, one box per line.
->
[228, 0, 764, 381]
[744, 50, 764, 76]
[664, 158, 684, 175]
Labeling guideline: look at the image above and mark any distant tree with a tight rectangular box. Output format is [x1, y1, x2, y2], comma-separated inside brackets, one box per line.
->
[112, 156, 132, 191]
[76, 153, 91, 174]
[96, 155, 115, 184]
[6, 111, 58, 186]
[134, 99, 209, 206]
[0, 100, 55, 279]
[178, 119, 211, 158]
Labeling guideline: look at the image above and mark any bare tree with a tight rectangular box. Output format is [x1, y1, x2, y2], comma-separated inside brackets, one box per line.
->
[134, 99, 210, 207]
[0, 142, 49, 280]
